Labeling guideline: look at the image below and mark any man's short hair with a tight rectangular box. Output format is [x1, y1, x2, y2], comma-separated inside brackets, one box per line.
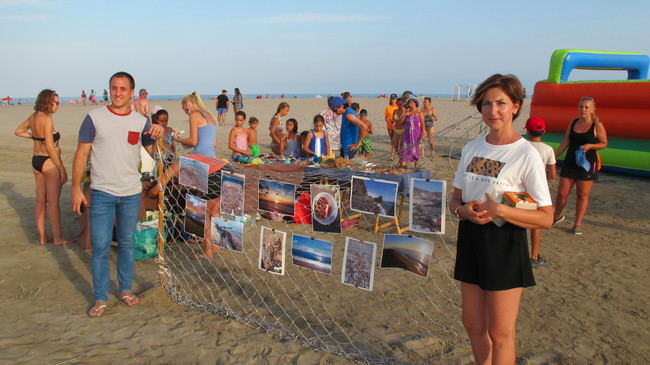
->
[222, 89, 227, 93]
[110, 71, 135, 90]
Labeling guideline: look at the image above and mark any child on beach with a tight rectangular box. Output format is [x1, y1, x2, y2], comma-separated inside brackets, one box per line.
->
[229, 111, 250, 160]
[525, 116, 557, 266]
[152, 108, 176, 155]
[357, 109, 373, 159]
[303, 114, 330, 158]
[280, 118, 301, 158]
[247, 117, 260, 157]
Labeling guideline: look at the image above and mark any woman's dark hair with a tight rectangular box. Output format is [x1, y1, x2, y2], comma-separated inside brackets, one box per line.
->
[286, 118, 298, 134]
[235, 110, 246, 120]
[471, 74, 524, 120]
[152, 109, 168, 124]
[313, 114, 325, 124]
[341, 91, 351, 99]
[234, 88, 241, 96]
[34, 89, 57, 112]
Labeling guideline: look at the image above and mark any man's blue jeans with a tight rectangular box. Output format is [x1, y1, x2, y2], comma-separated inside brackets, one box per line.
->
[90, 189, 141, 302]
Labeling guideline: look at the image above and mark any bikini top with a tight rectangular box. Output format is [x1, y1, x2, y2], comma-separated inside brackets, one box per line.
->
[32, 131, 60, 143]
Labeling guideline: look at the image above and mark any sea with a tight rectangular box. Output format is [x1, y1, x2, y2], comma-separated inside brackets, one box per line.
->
[292, 248, 332, 273]
[6, 93, 454, 105]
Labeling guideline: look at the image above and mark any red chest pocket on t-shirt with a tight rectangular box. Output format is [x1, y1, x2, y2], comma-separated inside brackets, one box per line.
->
[127, 131, 140, 145]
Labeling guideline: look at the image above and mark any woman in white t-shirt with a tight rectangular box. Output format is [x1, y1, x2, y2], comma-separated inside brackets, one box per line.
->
[449, 74, 553, 364]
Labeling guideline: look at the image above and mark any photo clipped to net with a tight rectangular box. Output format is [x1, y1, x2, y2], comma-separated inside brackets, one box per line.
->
[350, 176, 398, 218]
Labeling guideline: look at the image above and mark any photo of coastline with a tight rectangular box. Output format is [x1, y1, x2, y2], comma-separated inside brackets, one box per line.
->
[258, 179, 295, 216]
[220, 171, 245, 217]
[310, 184, 341, 234]
[381, 234, 434, 278]
[210, 217, 244, 252]
[350, 176, 398, 218]
[409, 179, 446, 234]
[259, 227, 286, 275]
[179, 156, 209, 193]
[291, 234, 333, 275]
[341, 237, 377, 291]
[184, 194, 207, 238]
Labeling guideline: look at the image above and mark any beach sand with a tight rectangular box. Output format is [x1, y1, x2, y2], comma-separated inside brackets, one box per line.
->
[0, 97, 648, 364]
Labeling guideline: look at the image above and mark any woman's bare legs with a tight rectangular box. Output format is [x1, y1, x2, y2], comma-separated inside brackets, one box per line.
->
[426, 127, 435, 155]
[461, 283, 492, 365]
[574, 180, 593, 228]
[42, 160, 70, 245]
[33, 169, 48, 245]
[554, 177, 574, 221]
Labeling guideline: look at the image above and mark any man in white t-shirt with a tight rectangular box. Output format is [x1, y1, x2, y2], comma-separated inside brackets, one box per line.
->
[71, 71, 164, 318]
[525, 116, 557, 267]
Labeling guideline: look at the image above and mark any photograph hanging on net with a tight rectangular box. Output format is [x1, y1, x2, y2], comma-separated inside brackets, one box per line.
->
[310, 184, 341, 234]
[350, 176, 398, 218]
[211, 217, 244, 252]
[291, 234, 333, 275]
[258, 179, 296, 217]
[341, 237, 377, 291]
[179, 156, 209, 193]
[220, 171, 245, 217]
[259, 226, 286, 275]
[381, 234, 434, 278]
[409, 179, 446, 234]
[184, 194, 207, 238]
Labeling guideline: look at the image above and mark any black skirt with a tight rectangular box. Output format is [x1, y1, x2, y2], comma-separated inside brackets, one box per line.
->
[454, 219, 535, 291]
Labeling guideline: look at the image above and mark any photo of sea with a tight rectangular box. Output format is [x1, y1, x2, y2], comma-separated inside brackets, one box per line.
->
[409, 179, 446, 234]
[184, 194, 207, 238]
[291, 234, 333, 275]
[179, 157, 209, 193]
[350, 176, 398, 217]
[258, 179, 295, 216]
[381, 234, 434, 278]
[211, 217, 244, 252]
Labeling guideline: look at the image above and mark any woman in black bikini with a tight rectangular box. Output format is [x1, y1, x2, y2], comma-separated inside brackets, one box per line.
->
[15, 89, 71, 246]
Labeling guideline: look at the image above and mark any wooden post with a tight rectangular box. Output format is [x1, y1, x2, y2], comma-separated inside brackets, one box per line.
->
[156, 138, 166, 288]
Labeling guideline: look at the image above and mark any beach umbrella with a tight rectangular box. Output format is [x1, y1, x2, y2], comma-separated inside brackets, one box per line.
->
[2, 97, 12, 101]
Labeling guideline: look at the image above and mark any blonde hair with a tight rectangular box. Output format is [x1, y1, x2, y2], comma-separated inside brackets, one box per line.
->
[182, 92, 217, 121]
[579, 97, 600, 124]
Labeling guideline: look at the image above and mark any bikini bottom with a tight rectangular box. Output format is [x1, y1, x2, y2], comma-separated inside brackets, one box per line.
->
[32, 155, 50, 173]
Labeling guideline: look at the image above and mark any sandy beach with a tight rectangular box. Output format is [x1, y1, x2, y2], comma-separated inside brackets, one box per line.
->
[0, 96, 648, 364]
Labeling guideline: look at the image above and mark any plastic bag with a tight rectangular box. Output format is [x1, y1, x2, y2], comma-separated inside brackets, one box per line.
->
[133, 228, 159, 261]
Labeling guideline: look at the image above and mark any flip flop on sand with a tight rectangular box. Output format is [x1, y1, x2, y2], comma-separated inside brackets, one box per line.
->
[120, 293, 140, 307]
[88, 302, 107, 318]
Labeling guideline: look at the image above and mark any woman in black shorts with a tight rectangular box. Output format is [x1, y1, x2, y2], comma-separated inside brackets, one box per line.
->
[449, 74, 553, 364]
[553, 97, 608, 235]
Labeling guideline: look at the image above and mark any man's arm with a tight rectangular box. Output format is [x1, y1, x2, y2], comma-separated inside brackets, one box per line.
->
[345, 114, 367, 150]
[71, 143, 92, 215]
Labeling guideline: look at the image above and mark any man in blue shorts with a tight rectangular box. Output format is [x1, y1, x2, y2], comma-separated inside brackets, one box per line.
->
[216, 89, 229, 126]
[71, 71, 164, 318]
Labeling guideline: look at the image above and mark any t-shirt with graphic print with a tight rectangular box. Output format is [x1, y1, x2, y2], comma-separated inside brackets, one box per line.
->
[453, 136, 552, 226]
[78, 106, 153, 196]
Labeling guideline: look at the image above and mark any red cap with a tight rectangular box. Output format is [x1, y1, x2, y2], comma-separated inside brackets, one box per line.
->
[525, 116, 546, 132]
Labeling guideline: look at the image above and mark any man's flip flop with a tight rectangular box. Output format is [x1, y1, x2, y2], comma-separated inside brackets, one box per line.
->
[120, 295, 140, 307]
[88, 304, 107, 318]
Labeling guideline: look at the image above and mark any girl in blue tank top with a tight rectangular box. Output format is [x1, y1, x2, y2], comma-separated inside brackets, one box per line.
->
[304, 115, 330, 157]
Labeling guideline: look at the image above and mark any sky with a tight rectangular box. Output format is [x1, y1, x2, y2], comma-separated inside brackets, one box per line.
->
[1, 0, 650, 98]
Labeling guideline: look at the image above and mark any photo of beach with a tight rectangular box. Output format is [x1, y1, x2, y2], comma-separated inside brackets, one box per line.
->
[210, 217, 244, 252]
[381, 234, 434, 278]
[291, 234, 333, 275]
[341, 237, 377, 291]
[310, 184, 341, 234]
[409, 179, 446, 234]
[259, 227, 286, 275]
[184, 194, 207, 238]
[350, 176, 398, 218]
[220, 171, 245, 217]
[258, 179, 295, 216]
[179, 156, 209, 193]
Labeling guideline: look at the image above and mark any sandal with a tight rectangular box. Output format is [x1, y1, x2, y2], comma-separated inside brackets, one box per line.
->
[120, 293, 140, 307]
[88, 302, 107, 318]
